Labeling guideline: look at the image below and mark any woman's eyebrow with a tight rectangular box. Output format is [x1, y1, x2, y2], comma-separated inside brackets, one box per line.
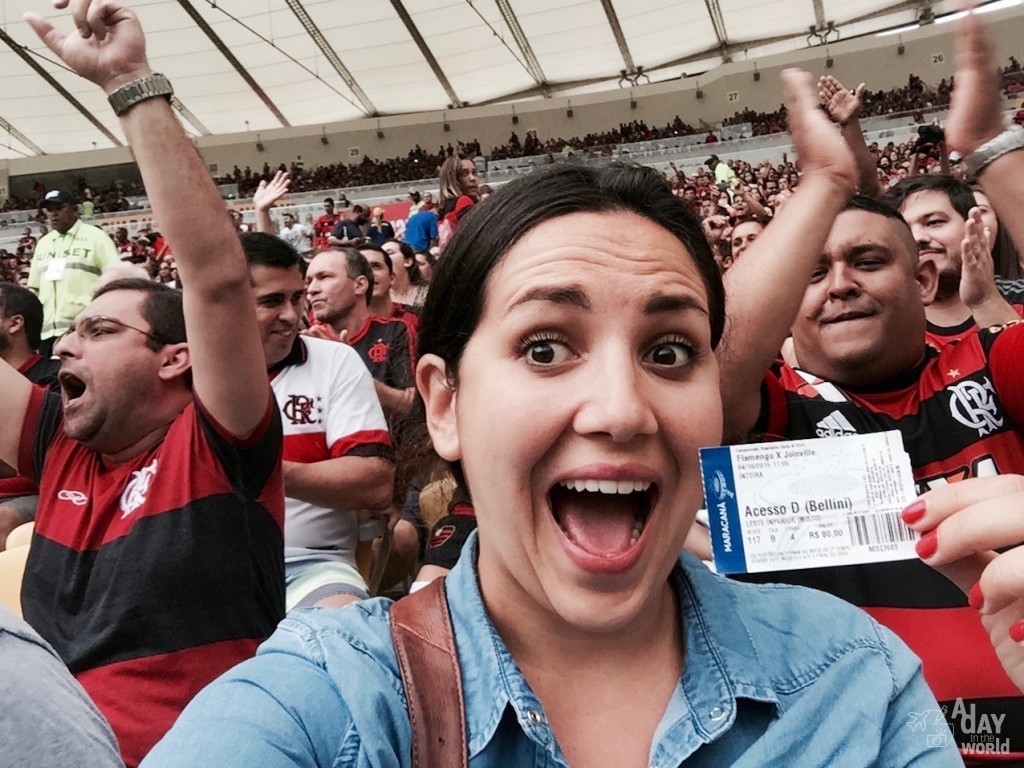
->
[509, 285, 591, 311]
[644, 294, 708, 316]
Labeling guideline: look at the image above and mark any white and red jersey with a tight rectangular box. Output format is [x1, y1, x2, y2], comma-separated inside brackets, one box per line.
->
[270, 336, 392, 568]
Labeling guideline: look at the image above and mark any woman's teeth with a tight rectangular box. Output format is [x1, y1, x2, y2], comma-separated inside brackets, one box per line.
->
[557, 479, 652, 494]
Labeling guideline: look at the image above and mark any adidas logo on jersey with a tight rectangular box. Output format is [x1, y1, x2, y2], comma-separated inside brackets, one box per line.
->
[815, 411, 857, 438]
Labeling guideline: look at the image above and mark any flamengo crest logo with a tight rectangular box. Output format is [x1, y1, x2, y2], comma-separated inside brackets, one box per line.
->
[120, 458, 158, 519]
[949, 377, 1003, 437]
[283, 394, 319, 426]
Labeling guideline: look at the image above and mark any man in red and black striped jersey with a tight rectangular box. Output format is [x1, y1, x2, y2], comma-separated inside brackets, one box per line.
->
[721, 177, 1024, 757]
[306, 247, 416, 419]
[3, 6, 286, 765]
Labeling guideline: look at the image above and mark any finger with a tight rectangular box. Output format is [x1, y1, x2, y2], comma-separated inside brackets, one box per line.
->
[86, 0, 114, 40]
[925, 499, 1024, 567]
[854, 83, 866, 99]
[977, 546, 1024, 614]
[905, 474, 1024, 531]
[23, 12, 67, 56]
[69, 0, 92, 39]
[930, 549, 995, 595]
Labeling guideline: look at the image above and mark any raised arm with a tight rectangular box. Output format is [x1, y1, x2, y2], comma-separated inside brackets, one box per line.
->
[26, 0, 270, 438]
[819, 75, 885, 199]
[253, 171, 291, 236]
[945, 3, 1024, 258]
[717, 70, 858, 441]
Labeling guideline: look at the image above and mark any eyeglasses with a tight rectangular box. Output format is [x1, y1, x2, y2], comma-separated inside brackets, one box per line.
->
[68, 315, 168, 346]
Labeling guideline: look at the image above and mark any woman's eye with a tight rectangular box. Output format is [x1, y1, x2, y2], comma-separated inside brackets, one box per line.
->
[525, 340, 569, 366]
[644, 342, 692, 368]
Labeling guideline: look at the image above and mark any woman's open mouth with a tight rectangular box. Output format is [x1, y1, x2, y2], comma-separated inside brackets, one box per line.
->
[549, 478, 658, 574]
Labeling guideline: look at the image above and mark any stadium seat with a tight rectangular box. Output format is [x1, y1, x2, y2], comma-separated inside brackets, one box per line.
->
[6, 521, 33, 550]
[0, 544, 29, 616]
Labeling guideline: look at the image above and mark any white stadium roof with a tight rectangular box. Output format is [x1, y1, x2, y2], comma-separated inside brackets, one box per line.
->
[0, 0, 1008, 159]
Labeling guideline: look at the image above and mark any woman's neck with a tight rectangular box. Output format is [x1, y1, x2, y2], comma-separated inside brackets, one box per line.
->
[483, 568, 683, 683]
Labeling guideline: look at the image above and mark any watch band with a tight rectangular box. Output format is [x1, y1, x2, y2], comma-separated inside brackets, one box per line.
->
[964, 123, 1024, 178]
[107, 73, 174, 117]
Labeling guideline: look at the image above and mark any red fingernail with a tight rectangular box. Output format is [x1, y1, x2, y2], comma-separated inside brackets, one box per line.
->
[901, 499, 926, 525]
[1010, 622, 1024, 643]
[916, 529, 938, 559]
[968, 582, 984, 610]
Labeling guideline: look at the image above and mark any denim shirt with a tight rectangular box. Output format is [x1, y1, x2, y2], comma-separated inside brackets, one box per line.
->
[143, 534, 960, 767]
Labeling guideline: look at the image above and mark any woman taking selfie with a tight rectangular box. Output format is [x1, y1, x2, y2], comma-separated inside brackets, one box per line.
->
[144, 78, 953, 767]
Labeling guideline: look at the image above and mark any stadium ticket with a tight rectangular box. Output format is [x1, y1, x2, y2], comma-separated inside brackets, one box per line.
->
[699, 431, 919, 574]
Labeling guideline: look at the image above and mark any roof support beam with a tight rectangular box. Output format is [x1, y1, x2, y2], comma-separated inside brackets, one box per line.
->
[812, 0, 827, 29]
[598, 0, 636, 74]
[0, 113, 46, 156]
[390, 0, 463, 108]
[170, 97, 212, 137]
[494, 0, 547, 88]
[0, 27, 121, 150]
[177, 0, 292, 127]
[284, 0, 377, 117]
[703, 0, 732, 62]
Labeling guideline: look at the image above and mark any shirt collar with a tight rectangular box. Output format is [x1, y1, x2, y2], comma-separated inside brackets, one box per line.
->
[267, 335, 307, 379]
[444, 535, 781, 760]
[17, 353, 42, 375]
[58, 218, 82, 238]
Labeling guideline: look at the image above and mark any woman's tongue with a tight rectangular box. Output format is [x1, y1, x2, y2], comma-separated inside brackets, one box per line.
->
[553, 489, 639, 556]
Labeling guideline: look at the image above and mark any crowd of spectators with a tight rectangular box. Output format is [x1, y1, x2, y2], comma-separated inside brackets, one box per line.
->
[6, 57, 1024, 217]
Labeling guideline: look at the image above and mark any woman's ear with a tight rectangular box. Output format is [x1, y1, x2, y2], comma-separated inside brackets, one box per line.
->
[415, 353, 461, 461]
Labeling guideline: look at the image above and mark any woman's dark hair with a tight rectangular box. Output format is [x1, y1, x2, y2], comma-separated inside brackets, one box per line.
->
[411, 250, 436, 286]
[970, 184, 1022, 279]
[991, 224, 1022, 279]
[420, 163, 725, 374]
[406, 163, 726, 486]
[385, 239, 419, 282]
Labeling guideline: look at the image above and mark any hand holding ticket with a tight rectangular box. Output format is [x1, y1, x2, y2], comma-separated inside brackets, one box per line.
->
[699, 431, 919, 574]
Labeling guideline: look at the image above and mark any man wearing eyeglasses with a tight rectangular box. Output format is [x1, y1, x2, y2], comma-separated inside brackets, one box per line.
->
[0, 3, 286, 765]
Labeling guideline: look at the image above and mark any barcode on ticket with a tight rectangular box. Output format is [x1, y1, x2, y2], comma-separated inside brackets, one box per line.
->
[846, 511, 917, 547]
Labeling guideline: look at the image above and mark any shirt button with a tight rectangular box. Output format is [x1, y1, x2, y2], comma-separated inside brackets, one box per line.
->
[527, 709, 544, 725]
[709, 706, 726, 721]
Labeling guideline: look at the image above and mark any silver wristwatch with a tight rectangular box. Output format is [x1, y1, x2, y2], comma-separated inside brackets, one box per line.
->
[963, 123, 1024, 178]
[107, 73, 174, 117]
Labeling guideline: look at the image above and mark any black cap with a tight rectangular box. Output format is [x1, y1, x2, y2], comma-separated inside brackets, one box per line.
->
[42, 190, 74, 208]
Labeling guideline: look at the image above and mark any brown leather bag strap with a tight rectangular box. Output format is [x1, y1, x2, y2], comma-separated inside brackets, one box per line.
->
[390, 578, 468, 768]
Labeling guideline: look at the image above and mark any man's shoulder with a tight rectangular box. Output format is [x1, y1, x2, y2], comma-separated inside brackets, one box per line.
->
[368, 316, 411, 339]
[301, 335, 367, 372]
